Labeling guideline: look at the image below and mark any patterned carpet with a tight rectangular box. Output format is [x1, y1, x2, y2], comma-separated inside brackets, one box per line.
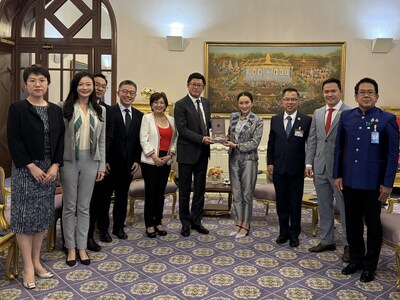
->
[0, 193, 399, 300]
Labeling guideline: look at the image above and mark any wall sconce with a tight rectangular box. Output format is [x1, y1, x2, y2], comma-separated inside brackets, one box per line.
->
[166, 35, 184, 51]
[371, 38, 393, 53]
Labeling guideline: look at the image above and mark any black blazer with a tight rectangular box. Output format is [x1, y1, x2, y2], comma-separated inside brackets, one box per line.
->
[174, 95, 211, 164]
[267, 111, 312, 176]
[107, 104, 143, 171]
[7, 99, 65, 168]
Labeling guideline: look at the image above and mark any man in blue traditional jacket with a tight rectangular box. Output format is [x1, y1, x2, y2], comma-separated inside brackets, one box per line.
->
[333, 77, 399, 283]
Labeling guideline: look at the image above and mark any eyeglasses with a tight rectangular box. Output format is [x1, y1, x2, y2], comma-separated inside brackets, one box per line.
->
[119, 89, 137, 96]
[283, 98, 298, 102]
[357, 90, 376, 97]
[95, 84, 108, 90]
[189, 83, 205, 88]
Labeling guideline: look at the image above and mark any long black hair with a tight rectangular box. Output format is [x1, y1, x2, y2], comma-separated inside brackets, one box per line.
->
[63, 71, 103, 122]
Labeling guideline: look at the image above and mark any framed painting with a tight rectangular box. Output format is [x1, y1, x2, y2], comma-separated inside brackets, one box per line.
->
[204, 42, 346, 117]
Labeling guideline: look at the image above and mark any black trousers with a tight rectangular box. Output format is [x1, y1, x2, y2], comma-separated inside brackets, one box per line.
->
[141, 158, 171, 228]
[88, 175, 112, 238]
[178, 148, 208, 227]
[273, 172, 304, 239]
[343, 186, 382, 271]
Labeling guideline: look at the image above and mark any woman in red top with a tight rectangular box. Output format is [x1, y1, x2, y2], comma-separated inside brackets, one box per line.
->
[139, 92, 177, 237]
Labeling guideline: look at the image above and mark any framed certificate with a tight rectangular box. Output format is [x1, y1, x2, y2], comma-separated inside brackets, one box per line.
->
[211, 117, 227, 143]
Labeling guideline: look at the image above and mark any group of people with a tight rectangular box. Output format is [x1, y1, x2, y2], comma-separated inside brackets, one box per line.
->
[6, 64, 399, 289]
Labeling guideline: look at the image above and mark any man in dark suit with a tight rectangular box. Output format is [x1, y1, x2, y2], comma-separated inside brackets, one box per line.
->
[87, 74, 114, 251]
[267, 87, 312, 247]
[174, 72, 213, 237]
[97, 80, 143, 240]
[333, 77, 399, 283]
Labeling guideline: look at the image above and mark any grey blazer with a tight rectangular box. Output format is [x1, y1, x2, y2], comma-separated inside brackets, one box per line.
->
[227, 112, 263, 161]
[305, 102, 350, 175]
[61, 103, 106, 172]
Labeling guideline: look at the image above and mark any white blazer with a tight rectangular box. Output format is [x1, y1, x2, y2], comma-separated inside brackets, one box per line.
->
[140, 113, 177, 165]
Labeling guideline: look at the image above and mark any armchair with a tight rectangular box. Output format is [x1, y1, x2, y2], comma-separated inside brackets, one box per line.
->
[0, 166, 19, 279]
[126, 167, 178, 224]
[381, 195, 400, 290]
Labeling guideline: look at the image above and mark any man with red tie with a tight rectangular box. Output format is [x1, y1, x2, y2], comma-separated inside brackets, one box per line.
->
[305, 78, 350, 261]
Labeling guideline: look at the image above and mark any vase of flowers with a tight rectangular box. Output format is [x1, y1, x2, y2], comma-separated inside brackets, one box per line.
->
[207, 166, 224, 184]
[140, 87, 156, 99]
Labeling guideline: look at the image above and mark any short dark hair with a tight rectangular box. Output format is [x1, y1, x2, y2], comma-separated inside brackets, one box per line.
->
[282, 87, 300, 98]
[187, 72, 206, 86]
[23, 64, 51, 84]
[94, 73, 108, 85]
[118, 80, 137, 90]
[354, 77, 379, 95]
[237, 91, 253, 102]
[149, 92, 168, 111]
[322, 78, 341, 91]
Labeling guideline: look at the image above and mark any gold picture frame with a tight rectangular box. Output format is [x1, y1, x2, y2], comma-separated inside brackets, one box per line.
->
[205, 42, 346, 117]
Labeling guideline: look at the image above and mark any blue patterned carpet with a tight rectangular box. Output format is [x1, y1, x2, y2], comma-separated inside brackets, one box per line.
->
[0, 195, 399, 300]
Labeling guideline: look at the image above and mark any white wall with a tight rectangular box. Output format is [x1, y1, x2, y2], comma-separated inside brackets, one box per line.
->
[112, 0, 400, 107]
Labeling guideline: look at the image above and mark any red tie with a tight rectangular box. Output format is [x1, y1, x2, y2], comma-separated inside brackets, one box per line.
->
[325, 108, 334, 134]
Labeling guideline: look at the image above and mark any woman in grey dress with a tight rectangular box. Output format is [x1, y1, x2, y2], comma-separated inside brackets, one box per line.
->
[7, 64, 65, 289]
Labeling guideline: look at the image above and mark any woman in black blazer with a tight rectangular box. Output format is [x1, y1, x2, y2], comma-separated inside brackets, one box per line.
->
[7, 64, 65, 289]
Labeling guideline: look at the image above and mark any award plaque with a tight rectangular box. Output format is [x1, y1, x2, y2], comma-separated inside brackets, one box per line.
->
[211, 117, 227, 143]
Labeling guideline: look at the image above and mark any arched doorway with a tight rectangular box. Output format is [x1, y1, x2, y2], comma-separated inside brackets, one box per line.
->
[0, 0, 117, 174]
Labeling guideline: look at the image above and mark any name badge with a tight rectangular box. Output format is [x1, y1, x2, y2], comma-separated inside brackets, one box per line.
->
[294, 129, 304, 137]
[371, 131, 379, 144]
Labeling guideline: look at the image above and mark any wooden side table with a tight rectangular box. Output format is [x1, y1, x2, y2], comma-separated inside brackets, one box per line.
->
[203, 182, 232, 216]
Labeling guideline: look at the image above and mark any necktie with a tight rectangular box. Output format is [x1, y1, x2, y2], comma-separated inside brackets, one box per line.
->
[285, 116, 292, 138]
[124, 108, 131, 133]
[196, 99, 206, 135]
[325, 108, 334, 134]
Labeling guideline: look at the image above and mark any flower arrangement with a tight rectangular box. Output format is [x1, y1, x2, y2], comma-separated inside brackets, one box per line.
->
[207, 166, 223, 180]
[140, 87, 156, 99]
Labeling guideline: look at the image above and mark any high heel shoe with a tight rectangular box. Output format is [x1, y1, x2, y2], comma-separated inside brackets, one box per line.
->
[66, 249, 77, 267]
[23, 281, 36, 289]
[229, 225, 242, 236]
[35, 270, 54, 278]
[235, 226, 250, 239]
[155, 226, 167, 236]
[77, 250, 91, 265]
[146, 227, 156, 238]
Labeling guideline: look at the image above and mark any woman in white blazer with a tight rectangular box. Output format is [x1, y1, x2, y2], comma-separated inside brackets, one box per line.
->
[140, 92, 177, 238]
[59, 71, 105, 267]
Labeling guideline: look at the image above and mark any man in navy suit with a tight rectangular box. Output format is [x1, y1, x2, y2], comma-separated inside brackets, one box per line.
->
[267, 87, 312, 247]
[334, 77, 399, 283]
[174, 73, 213, 237]
[97, 80, 143, 240]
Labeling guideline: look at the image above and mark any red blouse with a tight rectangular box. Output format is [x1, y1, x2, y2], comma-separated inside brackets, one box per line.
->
[158, 124, 172, 151]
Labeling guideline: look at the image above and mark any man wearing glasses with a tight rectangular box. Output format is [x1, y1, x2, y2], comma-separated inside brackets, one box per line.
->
[174, 73, 213, 237]
[87, 74, 114, 251]
[97, 80, 143, 240]
[334, 77, 399, 282]
[267, 88, 312, 247]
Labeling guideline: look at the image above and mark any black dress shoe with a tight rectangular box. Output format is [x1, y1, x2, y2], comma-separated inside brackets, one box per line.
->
[276, 236, 289, 244]
[181, 225, 191, 237]
[155, 226, 167, 236]
[77, 251, 91, 265]
[66, 250, 76, 267]
[289, 238, 299, 247]
[308, 243, 336, 252]
[87, 238, 101, 252]
[191, 224, 209, 234]
[342, 246, 350, 263]
[112, 228, 128, 239]
[341, 263, 363, 275]
[99, 231, 112, 243]
[360, 270, 375, 282]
